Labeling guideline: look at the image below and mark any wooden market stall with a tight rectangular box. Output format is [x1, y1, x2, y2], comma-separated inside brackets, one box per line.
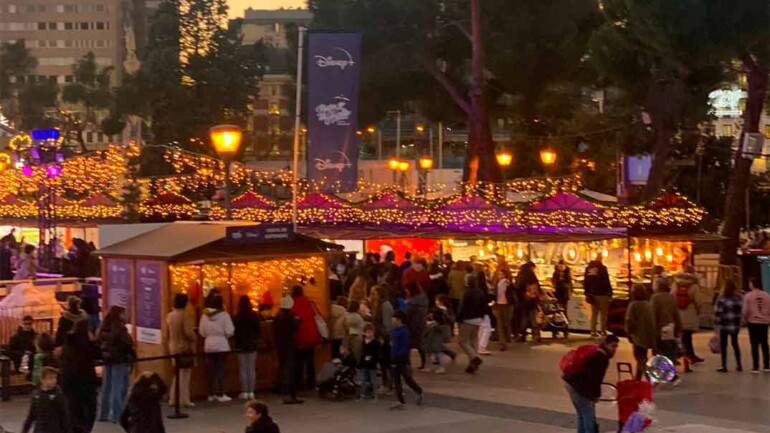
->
[96, 221, 343, 396]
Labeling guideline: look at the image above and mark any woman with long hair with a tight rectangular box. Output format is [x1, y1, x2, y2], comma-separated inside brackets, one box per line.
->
[234, 295, 262, 400]
[165, 293, 196, 408]
[198, 294, 234, 402]
[714, 280, 744, 372]
[61, 319, 100, 433]
[348, 276, 369, 303]
[625, 284, 656, 380]
[97, 305, 134, 423]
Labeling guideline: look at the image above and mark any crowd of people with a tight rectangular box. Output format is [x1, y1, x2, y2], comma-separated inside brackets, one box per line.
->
[0, 229, 100, 281]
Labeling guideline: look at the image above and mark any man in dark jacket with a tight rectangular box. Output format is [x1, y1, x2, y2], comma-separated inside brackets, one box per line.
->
[273, 296, 303, 405]
[23, 367, 72, 433]
[8, 315, 37, 372]
[456, 275, 485, 374]
[119, 372, 167, 433]
[563, 335, 619, 433]
[390, 311, 423, 410]
[583, 258, 613, 337]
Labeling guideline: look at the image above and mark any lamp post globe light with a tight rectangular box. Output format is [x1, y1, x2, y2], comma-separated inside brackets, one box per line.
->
[418, 155, 434, 170]
[540, 148, 557, 166]
[496, 150, 513, 167]
[210, 124, 243, 220]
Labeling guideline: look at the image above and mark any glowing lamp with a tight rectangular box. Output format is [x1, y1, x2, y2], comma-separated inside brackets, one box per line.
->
[496, 150, 513, 167]
[418, 156, 434, 170]
[209, 124, 242, 162]
[666, 254, 674, 263]
[567, 248, 577, 260]
[366, 126, 376, 134]
[46, 164, 61, 178]
[398, 161, 410, 171]
[655, 247, 664, 257]
[21, 165, 33, 177]
[388, 158, 400, 170]
[602, 248, 609, 258]
[517, 249, 524, 259]
[356, 130, 363, 136]
[478, 249, 485, 257]
[633, 252, 642, 262]
[644, 250, 653, 261]
[540, 148, 557, 166]
[416, 124, 425, 133]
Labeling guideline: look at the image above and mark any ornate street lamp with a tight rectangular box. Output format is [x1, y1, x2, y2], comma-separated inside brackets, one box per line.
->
[418, 156, 434, 170]
[496, 150, 513, 167]
[540, 148, 557, 166]
[210, 124, 243, 220]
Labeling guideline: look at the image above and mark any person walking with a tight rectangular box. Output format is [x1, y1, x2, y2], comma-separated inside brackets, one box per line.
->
[743, 277, 770, 373]
[198, 294, 235, 402]
[119, 372, 167, 433]
[389, 311, 424, 410]
[234, 295, 262, 400]
[60, 320, 100, 433]
[359, 323, 382, 400]
[517, 262, 543, 343]
[371, 286, 394, 391]
[624, 284, 656, 380]
[98, 305, 135, 423]
[552, 261, 573, 339]
[22, 367, 71, 433]
[650, 278, 683, 378]
[290, 285, 323, 390]
[583, 258, 612, 337]
[166, 293, 197, 408]
[447, 261, 466, 315]
[563, 335, 619, 433]
[714, 280, 744, 372]
[274, 296, 303, 405]
[493, 269, 513, 351]
[457, 274, 485, 374]
[404, 282, 429, 370]
[673, 266, 704, 365]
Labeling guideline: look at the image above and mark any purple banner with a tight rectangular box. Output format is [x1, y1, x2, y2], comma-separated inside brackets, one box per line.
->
[307, 31, 362, 192]
[135, 261, 162, 344]
[106, 259, 131, 322]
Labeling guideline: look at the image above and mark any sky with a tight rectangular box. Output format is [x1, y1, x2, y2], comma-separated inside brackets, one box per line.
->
[228, 0, 306, 17]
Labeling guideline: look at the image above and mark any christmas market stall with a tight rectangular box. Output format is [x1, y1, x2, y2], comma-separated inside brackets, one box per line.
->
[96, 221, 343, 395]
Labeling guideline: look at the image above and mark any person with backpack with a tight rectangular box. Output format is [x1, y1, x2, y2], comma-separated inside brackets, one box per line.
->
[743, 277, 770, 373]
[673, 266, 703, 365]
[583, 258, 613, 338]
[562, 335, 620, 433]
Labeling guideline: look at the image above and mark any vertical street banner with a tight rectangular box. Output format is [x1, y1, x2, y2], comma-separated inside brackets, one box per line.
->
[135, 261, 162, 345]
[307, 31, 362, 192]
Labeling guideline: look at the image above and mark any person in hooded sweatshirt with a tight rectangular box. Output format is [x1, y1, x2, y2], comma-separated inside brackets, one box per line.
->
[119, 372, 167, 433]
[22, 367, 71, 433]
[55, 296, 90, 348]
[199, 294, 235, 402]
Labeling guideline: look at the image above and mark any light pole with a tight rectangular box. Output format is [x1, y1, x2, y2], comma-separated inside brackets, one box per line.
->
[210, 124, 243, 220]
[540, 148, 557, 177]
[418, 155, 433, 195]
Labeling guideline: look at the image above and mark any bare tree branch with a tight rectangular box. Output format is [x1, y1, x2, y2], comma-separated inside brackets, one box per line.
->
[424, 58, 471, 115]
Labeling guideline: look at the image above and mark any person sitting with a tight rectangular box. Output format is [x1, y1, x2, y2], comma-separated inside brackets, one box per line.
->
[8, 315, 37, 372]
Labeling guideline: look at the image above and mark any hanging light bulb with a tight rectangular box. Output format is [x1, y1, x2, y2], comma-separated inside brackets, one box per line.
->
[634, 252, 642, 262]
[517, 249, 524, 259]
[479, 249, 485, 257]
[644, 250, 653, 261]
[655, 247, 664, 257]
[567, 248, 577, 260]
[666, 254, 674, 263]
[602, 248, 609, 258]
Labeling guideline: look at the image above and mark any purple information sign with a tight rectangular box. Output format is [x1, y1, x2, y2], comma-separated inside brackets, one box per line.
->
[307, 31, 362, 192]
[106, 259, 131, 322]
[135, 261, 162, 344]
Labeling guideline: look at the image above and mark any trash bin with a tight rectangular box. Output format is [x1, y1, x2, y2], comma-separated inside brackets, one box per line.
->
[758, 256, 770, 293]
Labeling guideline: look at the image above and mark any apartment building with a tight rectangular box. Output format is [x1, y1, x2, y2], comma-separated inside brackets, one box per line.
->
[240, 8, 312, 48]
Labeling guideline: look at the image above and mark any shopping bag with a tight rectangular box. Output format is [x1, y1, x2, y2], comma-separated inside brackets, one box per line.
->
[708, 332, 721, 354]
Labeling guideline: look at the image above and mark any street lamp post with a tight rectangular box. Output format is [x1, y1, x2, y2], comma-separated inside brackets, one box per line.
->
[210, 124, 243, 220]
[418, 155, 433, 195]
[540, 148, 557, 177]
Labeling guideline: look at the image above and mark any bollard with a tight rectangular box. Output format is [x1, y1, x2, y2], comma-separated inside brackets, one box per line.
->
[167, 353, 189, 419]
[0, 355, 10, 401]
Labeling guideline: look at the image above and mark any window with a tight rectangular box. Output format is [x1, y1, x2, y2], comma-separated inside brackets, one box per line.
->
[96, 22, 105, 30]
[64, 40, 73, 47]
[38, 5, 46, 12]
[95, 5, 105, 12]
[27, 5, 36, 13]
[80, 22, 88, 30]
[48, 22, 56, 30]
[95, 39, 106, 48]
[86, 131, 93, 143]
[37, 22, 46, 30]
[64, 5, 76, 13]
[722, 124, 734, 137]
[64, 75, 73, 83]
[64, 22, 72, 30]
[56, 5, 64, 13]
[8, 5, 17, 14]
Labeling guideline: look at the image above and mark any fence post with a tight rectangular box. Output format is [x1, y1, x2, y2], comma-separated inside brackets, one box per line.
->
[0, 355, 10, 401]
[167, 353, 189, 419]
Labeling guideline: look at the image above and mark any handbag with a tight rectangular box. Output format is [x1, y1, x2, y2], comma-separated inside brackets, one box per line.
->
[312, 302, 330, 339]
[708, 331, 721, 354]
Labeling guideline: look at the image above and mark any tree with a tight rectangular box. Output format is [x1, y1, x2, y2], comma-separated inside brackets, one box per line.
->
[715, 0, 770, 264]
[589, 0, 725, 199]
[61, 52, 115, 152]
[134, 0, 265, 149]
[310, 0, 600, 184]
[0, 40, 58, 130]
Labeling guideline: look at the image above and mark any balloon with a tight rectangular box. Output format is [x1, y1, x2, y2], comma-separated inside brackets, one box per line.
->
[646, 355, 677, 383]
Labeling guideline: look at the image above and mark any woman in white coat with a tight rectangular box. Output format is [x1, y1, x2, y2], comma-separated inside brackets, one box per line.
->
[199, 294, 234, 402]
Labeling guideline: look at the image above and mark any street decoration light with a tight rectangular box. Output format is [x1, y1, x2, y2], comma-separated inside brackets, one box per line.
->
[398, 161, 410, 171]
[496, 150, 513, 167]
[210, 124, 243, 220]
[418, 156, 434, 170]
[387, 158, 400, 171]
[540, 148, 557, 166]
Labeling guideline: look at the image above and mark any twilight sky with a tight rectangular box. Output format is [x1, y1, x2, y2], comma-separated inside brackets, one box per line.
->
[228, 0, 306, 17]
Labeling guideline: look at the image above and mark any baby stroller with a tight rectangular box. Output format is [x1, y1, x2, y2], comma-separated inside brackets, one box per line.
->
[540, 292, 569, 338]
[317, 356, 359, 401]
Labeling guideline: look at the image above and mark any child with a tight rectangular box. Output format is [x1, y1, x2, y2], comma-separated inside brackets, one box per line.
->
[22, 367, 71, 433]
[31, 333, 59, 387]
[359, 323, 381, 400]
[390, 311, 424, 410]
[244, 400, 280, 433]
[119, 372, 167, 433]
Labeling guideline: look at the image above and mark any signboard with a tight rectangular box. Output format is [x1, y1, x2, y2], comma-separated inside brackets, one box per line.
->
[106, 259, 131, 322]
[626, 155, 652, 186]
[135, 261, 162, 344]
[306, 31, 362, 192]
[225, 224, 295, 245]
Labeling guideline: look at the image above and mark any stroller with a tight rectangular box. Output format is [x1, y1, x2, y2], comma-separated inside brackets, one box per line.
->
[317, 355, 359, 401]
[540, 292, 569, 338]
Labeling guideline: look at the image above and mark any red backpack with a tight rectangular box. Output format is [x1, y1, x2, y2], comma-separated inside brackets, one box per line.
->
[676, 283, 692, 310]
[559, 344, 600, 375]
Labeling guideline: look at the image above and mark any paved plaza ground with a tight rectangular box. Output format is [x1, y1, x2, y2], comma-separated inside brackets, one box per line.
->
[2, 333, 768, 433]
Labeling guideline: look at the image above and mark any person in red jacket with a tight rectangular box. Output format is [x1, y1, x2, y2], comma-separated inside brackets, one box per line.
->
[402, 258, 431, 293]
[290, 285, 322, 390]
